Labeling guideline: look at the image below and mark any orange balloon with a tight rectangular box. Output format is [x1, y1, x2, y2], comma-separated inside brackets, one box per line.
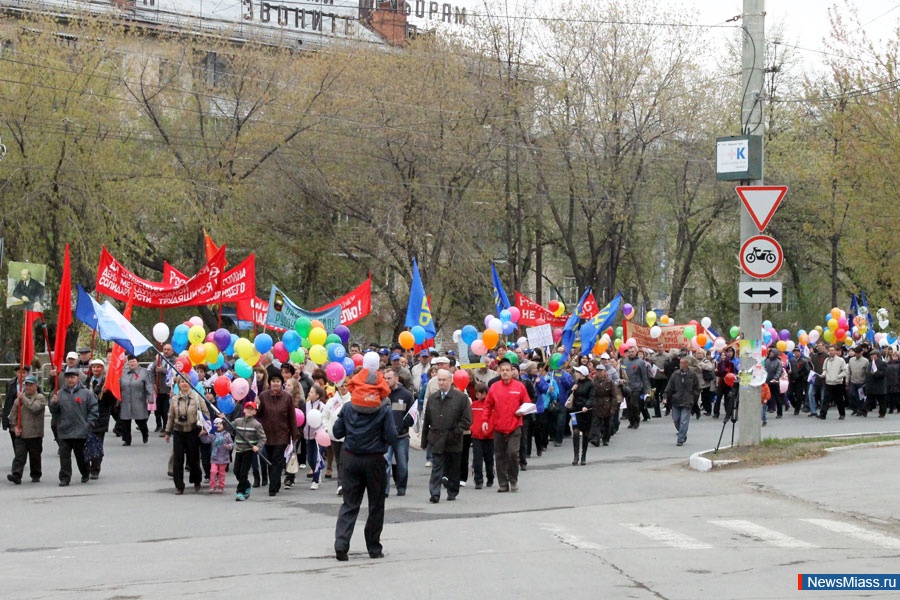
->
[310, 320, 325, 331]
[830, 307, 841, 320]
[482, 329, 499, 349]
[596, 338, 609, 354]
[188, 343, 206, 365]
[398, 331, 415, 350]
[695, 333, 708, 347]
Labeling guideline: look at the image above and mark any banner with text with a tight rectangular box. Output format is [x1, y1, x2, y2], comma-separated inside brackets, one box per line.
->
[266, 285, 341, 332]
[313, 275, 372, 326]
[628, 323, 706, 352]
[514, 291, 568, 328]
[162, 255, 256, 304]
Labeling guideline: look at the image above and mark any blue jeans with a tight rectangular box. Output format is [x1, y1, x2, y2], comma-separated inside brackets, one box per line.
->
[384, 436, 410, 495]
[761, 403, 767, 424]
[808, 382, 821, 414]
[671, 406, 691, 444]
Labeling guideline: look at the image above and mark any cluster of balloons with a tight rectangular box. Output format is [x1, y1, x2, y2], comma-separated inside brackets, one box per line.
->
[547, 300, 566, 317]
[645, 311, 674, 328]
[290, 317, 353, 383]
[451, 308, 522, 356]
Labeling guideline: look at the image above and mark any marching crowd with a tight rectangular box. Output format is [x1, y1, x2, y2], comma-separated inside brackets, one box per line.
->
[3, 335, 898, 559]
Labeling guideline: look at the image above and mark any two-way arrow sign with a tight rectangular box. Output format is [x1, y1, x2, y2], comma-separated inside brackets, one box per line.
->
[739, 281, 783, 304]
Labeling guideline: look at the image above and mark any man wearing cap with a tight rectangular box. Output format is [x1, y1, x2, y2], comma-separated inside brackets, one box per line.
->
[50, 368, 98, 485]
[384, 367, 415, 497]
[6, 374, 46, 484]
[3, 364, 32, 447]
[422, 369, 471, 503]
[86, 359, 116, 479]
[482, 359, 528, 493]
[411, 350, 431, 395]
[378, 347, 391, 368]
[150, 343, 176, 435]
[389, 352, 413, 392]
[76, 347, 92, 370]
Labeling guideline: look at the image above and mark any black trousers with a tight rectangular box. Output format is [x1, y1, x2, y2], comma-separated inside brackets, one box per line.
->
[458, 435, 471, 484]
[12, 436, 42, 480]
[120, 419, 148, 445]
[625, 390, 642, 427]
[651, 380, 666, 417]
[429, 451, 460, 498]
[89, 432, 105, 476]
[234, 451, 254, 494]
[265, 444, 287, 495]
[518, 416, 531, 466]
[493, 427, 521, 489]
[172, 428, 202, 491]
[471, 438, 494, 486]
[590, 414, 613, 444]
[58, 438, 88, 483]
[821, 384, 846, 418]
[155, 393, 170, 430]
[334, 452, 387, 555]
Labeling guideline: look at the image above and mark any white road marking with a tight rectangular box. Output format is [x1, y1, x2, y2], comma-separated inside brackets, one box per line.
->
[803, 519, 900, 550]
[538, 524, 605, 551]
[621, 523, 713, 549]
[710, 519, 818, 548]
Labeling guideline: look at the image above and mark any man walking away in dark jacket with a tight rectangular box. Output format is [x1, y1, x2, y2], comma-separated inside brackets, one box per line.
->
[664, 358, 700, 447]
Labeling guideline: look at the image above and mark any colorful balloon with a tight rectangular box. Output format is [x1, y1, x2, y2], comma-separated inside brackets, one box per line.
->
[308, 327, 327, 347]
[482, 329, 499, 349]
[470, 340, 487, 356]
[230, 378, 249, 401]
[646, 311, 657, 327]
[315, 428, 332, 447]
[188, 325, 206, 346]
[398, 331, 415, 350]
[290, 348, 306, 364]
[188, 343, 206, 365]
[295, 408, 305, 427]
[683, 326, 696, 340]
[508, 307, 520, 323]
[730, 326, 740, 339]
[294, 316, 312, 337]
[327, 343, 346, 362]
[461, 325, 478, 346]
[309, 344, 328, 365]
[326, 361, 345, 383]
[213, 375, 231, 397]
[334, 325, 351, 345]
[411, 325, 427, 345]
[152, 323, 170, 343]
[234, 358, 253, 379]
[453, 369, 470, 391]
[272, 341, 289, 363]
[650, 326, 662, 339]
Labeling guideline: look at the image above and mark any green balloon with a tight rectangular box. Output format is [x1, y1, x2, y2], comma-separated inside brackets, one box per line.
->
[301, 336, 311, 350]
[294, 316, 312, 337]
[615, 326, 623, 338]
[290, 349, 306, 363]
[683, 326, 696, 340]
[504, 351, 519, 365]
[730, 326, 740, 339]
[325, 333, 342, 346]
[549, 352, 563, 370]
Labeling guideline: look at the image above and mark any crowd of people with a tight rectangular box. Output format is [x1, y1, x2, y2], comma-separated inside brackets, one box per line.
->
[3, 333, 898, 558]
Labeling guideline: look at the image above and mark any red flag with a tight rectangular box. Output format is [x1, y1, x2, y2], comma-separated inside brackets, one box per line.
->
[21, 311, 42, 368]
[580, 291, 599, 320]
[52, 244, 72, 372]
[204, 229, 227, 267]
[106, 291, 134, 401]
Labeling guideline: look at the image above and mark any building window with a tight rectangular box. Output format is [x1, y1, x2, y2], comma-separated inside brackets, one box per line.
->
[782, 286, 799, 312]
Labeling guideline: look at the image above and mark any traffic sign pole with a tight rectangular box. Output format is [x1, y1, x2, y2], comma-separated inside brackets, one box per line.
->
[737, 0, 764, 447]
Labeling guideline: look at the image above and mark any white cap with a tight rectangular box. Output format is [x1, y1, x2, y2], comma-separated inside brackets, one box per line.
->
[89, 358, 105, 367]
[66, 351, 79, 360]
[573, 366, 589, 377]
[600, 353, 611, 359]
[362, 351, 380, 371]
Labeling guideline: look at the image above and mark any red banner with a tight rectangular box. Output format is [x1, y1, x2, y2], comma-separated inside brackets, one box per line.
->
[162, 262, 188, 286]
[315, 275, 372, 326]
[236, 275, 372, 331]
[515, 291, 569, 328]
[96, 246, 255, 308]
[628, 323, 707, 352]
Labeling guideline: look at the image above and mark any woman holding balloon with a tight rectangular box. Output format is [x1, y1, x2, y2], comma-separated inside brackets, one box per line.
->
[303, 385, 327, 490]
[256, 372, 299, 497]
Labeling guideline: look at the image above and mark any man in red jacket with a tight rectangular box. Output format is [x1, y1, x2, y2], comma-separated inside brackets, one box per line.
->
[482, 359, 527, 493]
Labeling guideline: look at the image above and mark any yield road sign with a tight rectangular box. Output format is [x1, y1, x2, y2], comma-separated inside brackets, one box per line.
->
[736, 185, 787, 231]
[740, 235, 783, 278]
[739, 281, 783, 304]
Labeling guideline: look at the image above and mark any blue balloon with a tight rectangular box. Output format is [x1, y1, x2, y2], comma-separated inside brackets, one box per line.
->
[194, 382, 206, 396]
[762, 320, 772, 330]
[254, 333, 273, 354]
[217, 394, 235, 415]
[207, 353, 225, 370]
[282, 330, 301, 353]
[461, 325, 478, 345]
[172, 339, 187, 354]
[763, 331, 773, 345]
[173, 324, 190, 342]
[502, 321, 516, 335]
[226, 334, 238, 357]
[327, 343, 347, 362]
[499, 309, 511, 322]
[189, 369, 199, 386]
[411, 325, 427, 345]
[342, 356, 355, 376]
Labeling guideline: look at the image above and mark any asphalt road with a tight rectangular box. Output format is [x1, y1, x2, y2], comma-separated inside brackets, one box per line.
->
[2, 410, 899, 599]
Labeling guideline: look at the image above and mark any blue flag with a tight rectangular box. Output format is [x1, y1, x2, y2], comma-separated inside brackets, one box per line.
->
[74, 284, 152, 356]
[860, 290, 875, 343]
[266, 285, 341, 332]
[578, 293, 623, 355]
[561, 287, 591, 355]
[849, 293, 858, 318]
[405, 259, 435, 338]
[490, 261, 511, 315]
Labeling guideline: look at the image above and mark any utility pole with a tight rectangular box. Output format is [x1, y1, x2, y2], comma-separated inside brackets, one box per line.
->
[737, 0, 765, 446]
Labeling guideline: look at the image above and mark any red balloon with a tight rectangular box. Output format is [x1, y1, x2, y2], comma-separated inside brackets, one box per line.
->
[272, 341, 289, 363]
[351, 353, 364, 367]
[175, 357, 192, 374]
[213, 376, 231, 397]
[724, 373, 737, 387]
[453, 369, 470, 391]
[552, 328, 563, 343]
[548, 300, 560, 313]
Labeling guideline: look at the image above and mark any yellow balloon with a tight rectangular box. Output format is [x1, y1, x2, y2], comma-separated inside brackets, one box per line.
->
[827, 318, 838, 331]
[614, 338, 622, 349]
[245, 349, 261, 366]
[309, 327, 327, 346]
[776, 340, 787, 352]
[823, 329, 836, 344]
[646, 311, 657, 327]
[553, 302, 566, 317]
[204, 342, 219, 365]
[309, 344, 328, 365]
[188, 325, 206, 345]
[235, 338, 254, 360]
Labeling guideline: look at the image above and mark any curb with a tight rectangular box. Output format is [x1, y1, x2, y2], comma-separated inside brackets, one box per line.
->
[690, 448, 737, 472]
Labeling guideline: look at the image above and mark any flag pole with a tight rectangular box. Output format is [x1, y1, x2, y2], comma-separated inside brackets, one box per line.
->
[149, 346, 271, 465]
[19, 310, 27, 371]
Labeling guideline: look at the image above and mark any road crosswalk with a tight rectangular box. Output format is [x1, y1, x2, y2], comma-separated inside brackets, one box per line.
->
[541, 518, 900, 551]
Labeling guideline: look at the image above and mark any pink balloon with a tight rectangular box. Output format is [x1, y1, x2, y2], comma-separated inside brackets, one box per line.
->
[315, 428, 332, 447]
[484, 314, 493, 328]
[779, 379, 789, 394]
[206, 332, 216, 343]
[837, 317, 848, 330]
[272, 341, 289, 363]
[326, 361, 345, 383]
[230, 378, 250, 401]
[552, 328, 563, 343]
[470, 340, 487, 356]
[189, 316, 204, 327]
[507, 307, 520, 323]
[295, 408, 305, 428]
